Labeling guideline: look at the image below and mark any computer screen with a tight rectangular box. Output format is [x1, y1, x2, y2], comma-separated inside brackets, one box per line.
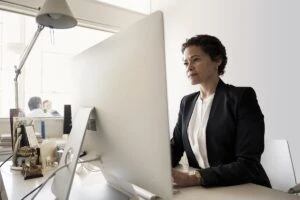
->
[32, 117, 64, 138]
[52, 11, 172, 200]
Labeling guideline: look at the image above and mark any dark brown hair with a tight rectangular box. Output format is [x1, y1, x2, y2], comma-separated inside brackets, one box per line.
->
[182, 34, 227, 75]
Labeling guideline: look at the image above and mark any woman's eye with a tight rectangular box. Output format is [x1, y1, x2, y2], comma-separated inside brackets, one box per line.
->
[183, 62, 188, 66]
[192, 58, 200, 62]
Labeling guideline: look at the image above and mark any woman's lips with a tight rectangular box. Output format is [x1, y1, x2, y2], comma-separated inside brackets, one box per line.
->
[188, 73, 197, 78]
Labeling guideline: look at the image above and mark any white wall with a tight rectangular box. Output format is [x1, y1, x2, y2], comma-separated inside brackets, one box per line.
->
[150, 0, 178, 11]
[153, 0, 300, 183]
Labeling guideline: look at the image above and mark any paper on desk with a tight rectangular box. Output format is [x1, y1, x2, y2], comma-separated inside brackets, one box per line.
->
[25, 125, 39, 148]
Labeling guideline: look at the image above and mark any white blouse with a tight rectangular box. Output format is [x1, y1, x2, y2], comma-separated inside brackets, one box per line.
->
[187, 93, 215, 169]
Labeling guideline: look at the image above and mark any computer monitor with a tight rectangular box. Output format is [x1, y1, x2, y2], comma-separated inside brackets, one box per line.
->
[52, 11, 172, 200]
[32, 117, 64, 138]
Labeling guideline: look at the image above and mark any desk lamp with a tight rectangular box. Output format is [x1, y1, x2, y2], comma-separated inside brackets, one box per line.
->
[14, 0, 77, 109]
[11, 0, 77, 170]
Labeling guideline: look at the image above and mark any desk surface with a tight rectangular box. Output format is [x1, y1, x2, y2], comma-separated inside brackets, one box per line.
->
[1, 161, 299, 200]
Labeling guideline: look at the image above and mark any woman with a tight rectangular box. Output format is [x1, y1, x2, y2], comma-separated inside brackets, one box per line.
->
[171, 35, 271, 188]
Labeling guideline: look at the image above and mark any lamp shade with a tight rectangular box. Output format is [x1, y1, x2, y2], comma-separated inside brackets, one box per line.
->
[36, 0, 77, 29]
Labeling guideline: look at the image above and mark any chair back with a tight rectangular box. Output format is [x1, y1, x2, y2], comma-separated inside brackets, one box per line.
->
[261, 139, 297, 192]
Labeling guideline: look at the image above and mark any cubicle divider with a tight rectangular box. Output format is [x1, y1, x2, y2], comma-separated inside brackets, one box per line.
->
[0, 117, 64, 162]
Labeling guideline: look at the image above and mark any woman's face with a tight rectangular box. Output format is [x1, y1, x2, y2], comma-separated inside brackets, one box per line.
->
[183, 45, 221, 85]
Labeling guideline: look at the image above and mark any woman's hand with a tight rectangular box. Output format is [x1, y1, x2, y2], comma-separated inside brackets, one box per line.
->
[172, 169, 199, 187]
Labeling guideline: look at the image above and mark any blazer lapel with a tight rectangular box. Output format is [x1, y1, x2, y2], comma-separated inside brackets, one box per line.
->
[182, 92, 200, 168]
[208, 79, 225, 120]
[206, 79, 226, 164]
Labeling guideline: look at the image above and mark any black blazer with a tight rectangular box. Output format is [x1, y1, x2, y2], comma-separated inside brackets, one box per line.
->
[171, 79, 271, 187]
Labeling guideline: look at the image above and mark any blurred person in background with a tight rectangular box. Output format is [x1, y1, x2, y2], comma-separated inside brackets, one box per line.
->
[27, 96, 51, 117]
[43, 100, 60, 117]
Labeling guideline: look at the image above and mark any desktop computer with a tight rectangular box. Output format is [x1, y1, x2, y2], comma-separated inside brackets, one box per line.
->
[51, 11, 172, 200]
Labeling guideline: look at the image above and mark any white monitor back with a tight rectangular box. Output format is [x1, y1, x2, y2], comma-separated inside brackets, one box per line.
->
[52, 11, 172, 200]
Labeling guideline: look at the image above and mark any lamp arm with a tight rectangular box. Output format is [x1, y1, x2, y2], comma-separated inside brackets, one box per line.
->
[14, 24, 44, 109]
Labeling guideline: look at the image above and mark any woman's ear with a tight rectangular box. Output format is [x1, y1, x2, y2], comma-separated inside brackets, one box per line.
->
[215, 56, 222, 68]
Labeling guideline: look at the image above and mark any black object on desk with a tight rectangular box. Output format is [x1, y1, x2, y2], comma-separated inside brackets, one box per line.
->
[63, 105, 72, 134]
[20, 125, 29, 147]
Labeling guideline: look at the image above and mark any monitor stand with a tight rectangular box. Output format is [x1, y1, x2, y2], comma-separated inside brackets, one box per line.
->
[51, 107, 139, 200]
[52, 107, 95, 200]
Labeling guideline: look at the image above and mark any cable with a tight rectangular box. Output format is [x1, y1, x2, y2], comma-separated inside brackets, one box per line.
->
[82, 163, 101, 172]
[30, 164, 68, 200]
[0, 154, 14, 168]
[21, 156, 100, 200]
[21, 184, 42, 200]
[77, 158, 101, 173]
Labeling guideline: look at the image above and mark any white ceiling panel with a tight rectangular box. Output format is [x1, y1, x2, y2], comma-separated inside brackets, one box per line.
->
[93, 0, 150, 14]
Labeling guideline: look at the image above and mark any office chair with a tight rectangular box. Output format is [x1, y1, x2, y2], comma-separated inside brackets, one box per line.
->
[261, 139, 297, 192]
[289, 183, 300, 194]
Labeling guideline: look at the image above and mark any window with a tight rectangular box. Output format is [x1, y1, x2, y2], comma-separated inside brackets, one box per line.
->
[0, 10, 112, 117]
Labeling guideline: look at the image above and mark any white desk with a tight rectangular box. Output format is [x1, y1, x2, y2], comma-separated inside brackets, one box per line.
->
[175, 184, 299, 200]
[1, 161, 299, 200]
[0, 161, 129, 200]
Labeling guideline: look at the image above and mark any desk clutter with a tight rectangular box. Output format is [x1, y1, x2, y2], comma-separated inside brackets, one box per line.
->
[0, 133, 42, 147]
[18, 146, 43, 179]
[8, 117, 67, 180]
[0, 133, 13, 155]
[0, 133, 14, 147]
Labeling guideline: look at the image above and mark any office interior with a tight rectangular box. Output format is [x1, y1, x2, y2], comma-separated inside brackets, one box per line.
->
[0, 0, 300, 199]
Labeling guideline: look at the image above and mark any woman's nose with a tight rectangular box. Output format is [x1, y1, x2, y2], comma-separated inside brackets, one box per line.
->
[187, 62, 194, 70]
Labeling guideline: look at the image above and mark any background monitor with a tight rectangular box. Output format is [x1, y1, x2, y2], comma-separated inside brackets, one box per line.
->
[33, 117, 64, 138]
[52, 11, 172, 200]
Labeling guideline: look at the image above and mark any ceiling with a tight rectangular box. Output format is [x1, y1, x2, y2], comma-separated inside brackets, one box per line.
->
[92, 0, 151, 14]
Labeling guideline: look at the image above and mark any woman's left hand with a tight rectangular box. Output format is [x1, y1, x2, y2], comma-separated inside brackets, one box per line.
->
[172, 169, 199, 187]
